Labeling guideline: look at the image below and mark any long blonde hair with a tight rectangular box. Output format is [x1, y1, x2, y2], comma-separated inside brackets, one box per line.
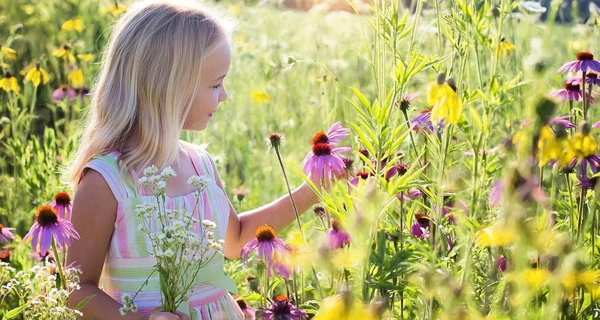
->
[66, 0, 232, 189]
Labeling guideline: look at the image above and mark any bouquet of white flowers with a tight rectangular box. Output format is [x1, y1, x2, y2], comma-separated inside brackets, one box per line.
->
[120, 166, 224, 315]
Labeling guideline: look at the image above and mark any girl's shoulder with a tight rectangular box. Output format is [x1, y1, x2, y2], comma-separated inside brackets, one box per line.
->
[80, 151, 135, 202]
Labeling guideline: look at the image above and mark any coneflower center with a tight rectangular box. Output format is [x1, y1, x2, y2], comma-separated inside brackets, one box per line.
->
[4, 71, 13, 78]
[588, 72, 598, 79]
[274, 295, 289, 302]
[0, 223, 3, 232]
[415, 214, 430, 225]
[396, 164, 409, 176]
[576, 52, 594, 61]
[357, 171, 370, 179]
[54, 192, 71, 205]
[331, 219, 341, 231]
[312, 143, 332, 156]
[35, 205, 58, 227]
[255, 225, 276, 242]
[236, 299, 247, 309]
[564, 82, 580, 91]
[311, 132, 329, 145]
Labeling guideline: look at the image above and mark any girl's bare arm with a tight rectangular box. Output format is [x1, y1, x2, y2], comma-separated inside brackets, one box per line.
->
[66, 170, 147, 320]
[207, 156, 320, 259]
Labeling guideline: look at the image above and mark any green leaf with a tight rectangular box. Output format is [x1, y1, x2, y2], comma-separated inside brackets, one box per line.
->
[76, 294, 96, 310]
[3, 302, 30, 319]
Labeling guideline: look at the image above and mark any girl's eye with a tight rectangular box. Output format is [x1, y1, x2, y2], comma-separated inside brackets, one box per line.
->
[212, 83, 222, 90]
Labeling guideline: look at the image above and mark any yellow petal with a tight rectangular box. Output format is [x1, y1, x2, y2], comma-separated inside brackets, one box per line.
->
[77, 53, 95, 62]
[68, 69, 84, 87]
[9, 77, 19, 95]
[523, 269, 550, 288]
[0, 78, 9, 92]
[24, 68, 35, 81]
[476, 227, 515, 247]
[251, 91, 271, 103]
[61, 19, 84, 32]
[53, 48, 66, 57]
[41, 69, 49, 84]
[25, 69, 41, 87]
[2, 47, 16, 60]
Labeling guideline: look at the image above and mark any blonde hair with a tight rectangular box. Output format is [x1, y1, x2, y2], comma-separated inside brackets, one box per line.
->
[66, 0, 233, 189]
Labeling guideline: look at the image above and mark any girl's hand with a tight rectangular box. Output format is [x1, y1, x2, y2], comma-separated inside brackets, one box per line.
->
[148, 311, 191, 320]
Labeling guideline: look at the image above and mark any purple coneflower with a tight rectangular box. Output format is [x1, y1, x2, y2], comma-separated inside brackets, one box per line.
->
[497, 255, 507, 272]
[410, 214, 431, 240]
[302, 143, 350, 180]
[236, 298, 256, 320]
[257, 295, 305, 320]
[411, 109, 435, 134]
[558, 52, 600, 73]
[549, 115, 576, 129]
[576, 155, 600, 190]
[0, 224, 16, 244]
[52, 84, 76, 100]
[583, 71, 600, 86]
[23, 205, 80, 254]
[398, 189, 425, 201]
[325, 220, 351, 249]
[349, 171, 370, 186]
[550, 79, 585, 102]
[310, 122, 349, 146]
[439, 198, 468, 224]
[241, 225, 288, 268]
[398, 91, 420, 111]
[324, 121, 350, 145]
[50, 192, 72, 220]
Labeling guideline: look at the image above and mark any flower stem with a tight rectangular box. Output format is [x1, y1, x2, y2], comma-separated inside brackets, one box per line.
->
[51, 240, 68, 290]
[582, 72, 587, 121]
[273, 146, 305, 242]
[566, 174, 575, 240]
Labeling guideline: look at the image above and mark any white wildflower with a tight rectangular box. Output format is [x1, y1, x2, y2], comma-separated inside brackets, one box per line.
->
[202, 220, 216, 228]
[143, 165, 159, 177]
[161, 166, 177, 178]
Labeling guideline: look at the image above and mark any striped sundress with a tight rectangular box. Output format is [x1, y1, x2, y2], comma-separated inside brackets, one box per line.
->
[82, 142, 244, 319]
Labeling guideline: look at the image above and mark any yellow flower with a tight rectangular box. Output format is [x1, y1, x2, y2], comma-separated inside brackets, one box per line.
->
[428, 81, 462, 125]
[537, 125, 563, 167]
[523, 269, 551, 288]
[77, 53, 95, 62]
[22, 5, 35, 15]
[24, 63, 49, 87]
[61, 18, 84, 32]
[227, 4, 242, 16]
[567, 132, 597, 159]
[1, 45, 16, 60]
[498, 37, 516, 56]
[53, 44, 76, 63]
[68, 69, 84, 87]
[0, 71, 20, 95]
[313, 295, 376, 320]
[476, 227, 515, 247]
[103, 2, 128, 16]
[251, 91, 271, 103]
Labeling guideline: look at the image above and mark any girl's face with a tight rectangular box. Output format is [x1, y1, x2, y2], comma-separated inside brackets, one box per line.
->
[184, 41, 231, 131]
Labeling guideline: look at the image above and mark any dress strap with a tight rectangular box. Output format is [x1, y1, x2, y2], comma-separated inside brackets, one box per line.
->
[81, 152, 137, 202]
[182, 143, 214, 180]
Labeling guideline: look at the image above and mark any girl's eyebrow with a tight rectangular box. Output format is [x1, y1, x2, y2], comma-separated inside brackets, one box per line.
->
[214, 74, 227, 81]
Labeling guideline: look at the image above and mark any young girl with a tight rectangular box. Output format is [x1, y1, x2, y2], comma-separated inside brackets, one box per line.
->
[65, 1, 321, 319]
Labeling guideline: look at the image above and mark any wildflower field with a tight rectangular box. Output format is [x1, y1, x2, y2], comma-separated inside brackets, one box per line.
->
[2, 0, 600, 319]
